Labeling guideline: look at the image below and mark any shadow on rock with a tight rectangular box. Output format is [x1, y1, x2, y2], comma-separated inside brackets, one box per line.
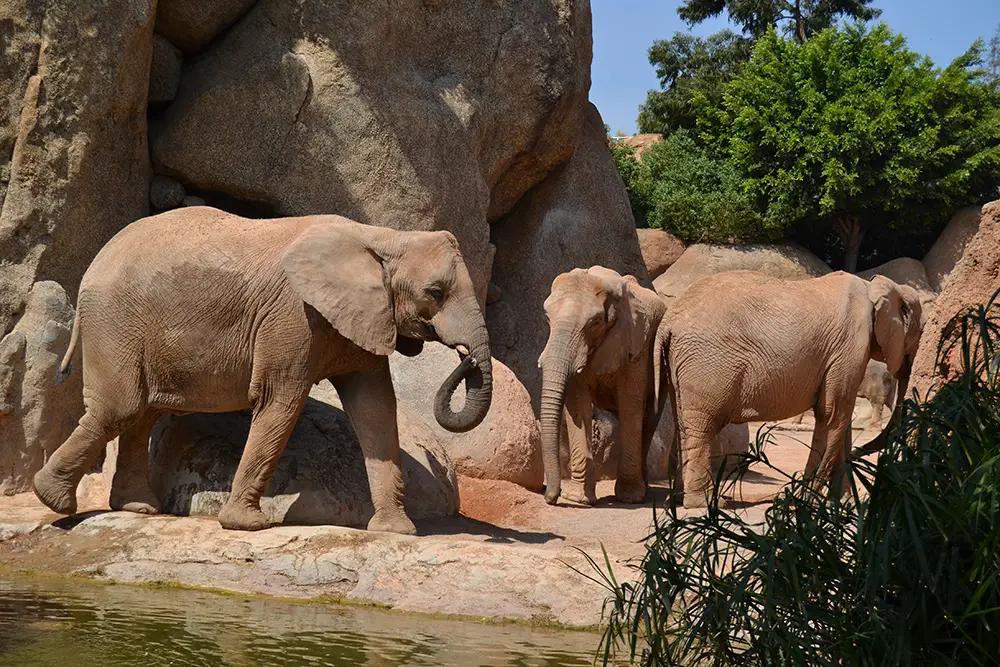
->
[149, 397, 458, 529]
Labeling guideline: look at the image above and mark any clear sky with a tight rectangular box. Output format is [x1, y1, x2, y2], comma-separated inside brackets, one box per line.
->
[592, 0, 1000, 135]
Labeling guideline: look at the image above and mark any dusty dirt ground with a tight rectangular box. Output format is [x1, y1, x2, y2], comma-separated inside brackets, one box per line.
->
[0, 424, 881, 628]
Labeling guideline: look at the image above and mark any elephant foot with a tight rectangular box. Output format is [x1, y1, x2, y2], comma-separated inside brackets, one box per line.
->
[614, 480, 647, 504]
[367, 509, 417, 536]
[109, 485, 160, 515]
[561, 480, 597, 506]
[32, 465, 78, 515]
[681, 492, 734, 510]
[218, 500, 270, 532]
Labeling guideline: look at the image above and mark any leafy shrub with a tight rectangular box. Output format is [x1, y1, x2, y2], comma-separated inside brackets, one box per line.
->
[588, 290, 1000, 666]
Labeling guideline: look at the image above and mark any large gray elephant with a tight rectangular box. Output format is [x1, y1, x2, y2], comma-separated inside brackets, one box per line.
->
[537, 267, 667, 506]
[654, 271, 922, 508]
[32, 207, 492, 535]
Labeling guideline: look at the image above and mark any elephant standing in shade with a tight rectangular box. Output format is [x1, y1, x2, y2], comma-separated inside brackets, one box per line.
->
[537, 267, 667, 506]
[32, 207, 493, 535]
[857, 359, 897, 429]
[654, 271, 922, 508]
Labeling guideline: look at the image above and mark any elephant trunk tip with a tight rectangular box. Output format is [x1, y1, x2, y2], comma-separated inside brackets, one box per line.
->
[433, 347, 492, 433]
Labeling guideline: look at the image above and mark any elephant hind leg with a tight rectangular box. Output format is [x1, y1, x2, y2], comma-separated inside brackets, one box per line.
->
[110, 409, 162, 515]
[218, 389, 307, 532]
[678, 409, 722, 509]
[34, 408, 130, 515]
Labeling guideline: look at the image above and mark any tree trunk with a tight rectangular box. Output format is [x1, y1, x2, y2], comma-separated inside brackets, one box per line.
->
[836, 214, 865, 273]
[794, 0, 807, 44]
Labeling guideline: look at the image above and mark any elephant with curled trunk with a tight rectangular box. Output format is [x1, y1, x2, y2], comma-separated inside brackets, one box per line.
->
[32, 207, 492, 535]
[654, 271, 922, 508]
[537, 267, 667, 506]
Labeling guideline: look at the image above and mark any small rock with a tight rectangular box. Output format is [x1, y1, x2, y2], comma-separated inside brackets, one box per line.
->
[149, 174, 186, 210]
[181, 195, 207, 207]
[148, 34, 182, 106]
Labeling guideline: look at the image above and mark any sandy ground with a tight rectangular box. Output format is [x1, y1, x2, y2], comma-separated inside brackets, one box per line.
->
[0, 424, 880, 628]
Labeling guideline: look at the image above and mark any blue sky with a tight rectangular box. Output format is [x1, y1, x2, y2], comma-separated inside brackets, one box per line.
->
[592, 0, 1000, 135]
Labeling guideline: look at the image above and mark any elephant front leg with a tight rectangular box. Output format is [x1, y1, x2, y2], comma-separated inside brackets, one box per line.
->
[218, 389, 307, 532]
[561, 381, 596, 506]
[614, 373, 649, 504]
[333, 359, 416, 536]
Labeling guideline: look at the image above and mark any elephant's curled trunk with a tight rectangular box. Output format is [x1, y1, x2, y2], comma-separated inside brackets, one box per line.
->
[433, 326, 492, 433]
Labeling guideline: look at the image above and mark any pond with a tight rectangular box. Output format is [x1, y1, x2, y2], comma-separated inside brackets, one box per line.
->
[0, 575, 604, 667]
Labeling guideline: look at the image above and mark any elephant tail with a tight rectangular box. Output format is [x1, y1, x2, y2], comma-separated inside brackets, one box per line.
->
[652, 321, 671, 410]
[55, 309, 80, 385]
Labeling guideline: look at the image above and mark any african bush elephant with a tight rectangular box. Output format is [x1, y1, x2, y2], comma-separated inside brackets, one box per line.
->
[858, 359, 897, 429]
[654, 271, 922, 508]
[537, 267, 667, 506]
[32, 207, 493, 535]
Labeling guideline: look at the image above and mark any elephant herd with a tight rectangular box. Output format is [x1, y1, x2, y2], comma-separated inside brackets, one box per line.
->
[30, 208, 924, 534]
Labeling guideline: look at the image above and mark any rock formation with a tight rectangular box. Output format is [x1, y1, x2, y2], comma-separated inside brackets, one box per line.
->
[0, 0, 155, 335]
[911, 200, 1000, 398]
[654, 243, 831, 301]
[0, 282, 83, 494]
[922, 205, 983, 292]
[637, 228, 685, 280]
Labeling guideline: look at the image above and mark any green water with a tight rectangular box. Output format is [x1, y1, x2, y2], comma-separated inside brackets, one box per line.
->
[0, 575, 604, 666]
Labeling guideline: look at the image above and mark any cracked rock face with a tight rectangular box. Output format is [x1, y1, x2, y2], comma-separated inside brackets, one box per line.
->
[150, 0, 593, 301]
[0, 0, 154, 335]
[0, 281, 83, 495]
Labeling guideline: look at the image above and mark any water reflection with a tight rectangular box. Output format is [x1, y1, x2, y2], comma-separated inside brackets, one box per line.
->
[0, 576, 601, 666]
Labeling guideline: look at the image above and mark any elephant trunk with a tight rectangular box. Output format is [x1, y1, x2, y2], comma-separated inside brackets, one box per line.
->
[433, 321, 493, 433]
[538, 327, 578, 505]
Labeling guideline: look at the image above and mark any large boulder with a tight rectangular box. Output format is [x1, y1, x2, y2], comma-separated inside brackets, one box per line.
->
[654, 243, 831, 301]
[0, 282, 83, 495]
[618, 133, 663, 159]
[149, 383, 458, 527]
[911, 200, 1000, 398]
[637, 228, 685, 280]
[488, 103, 648, 405]
[923, 205, 982, 292]
[154, 0, 258, 53]
[389, 344, 542, 491]
[0, 0, 154, 335]
[150, 0, 593, 301]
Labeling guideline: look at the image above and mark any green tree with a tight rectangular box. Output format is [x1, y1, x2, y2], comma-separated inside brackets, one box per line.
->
[678, 0, 881, 44]
[611, 131, 765, 242]
[700, 23, 1000, 271]
[638, 31, 751, 134]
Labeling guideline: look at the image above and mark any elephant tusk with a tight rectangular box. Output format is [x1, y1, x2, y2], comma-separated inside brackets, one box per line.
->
[456, 344, 470, 357]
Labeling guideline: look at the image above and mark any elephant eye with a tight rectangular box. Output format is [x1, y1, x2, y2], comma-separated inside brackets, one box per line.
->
[427, 287, 445, 303]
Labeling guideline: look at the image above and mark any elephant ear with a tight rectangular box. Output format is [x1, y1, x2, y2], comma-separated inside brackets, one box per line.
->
[590, 272, 653, 375]
[281, 222, 396, 356]
[867, 275, 908, 377]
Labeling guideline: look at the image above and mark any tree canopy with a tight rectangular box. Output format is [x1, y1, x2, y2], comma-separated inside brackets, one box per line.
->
[697, 23, 1000, 270]
[638, 31, 751, 134]
[638, 0, 881, 135]
[678, 0, 881, 43]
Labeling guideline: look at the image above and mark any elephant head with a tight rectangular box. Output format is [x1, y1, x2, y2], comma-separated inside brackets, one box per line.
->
[281, 220, 492, 433]
[536, 266, 656, 504]
[867, 276, 923, 385]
